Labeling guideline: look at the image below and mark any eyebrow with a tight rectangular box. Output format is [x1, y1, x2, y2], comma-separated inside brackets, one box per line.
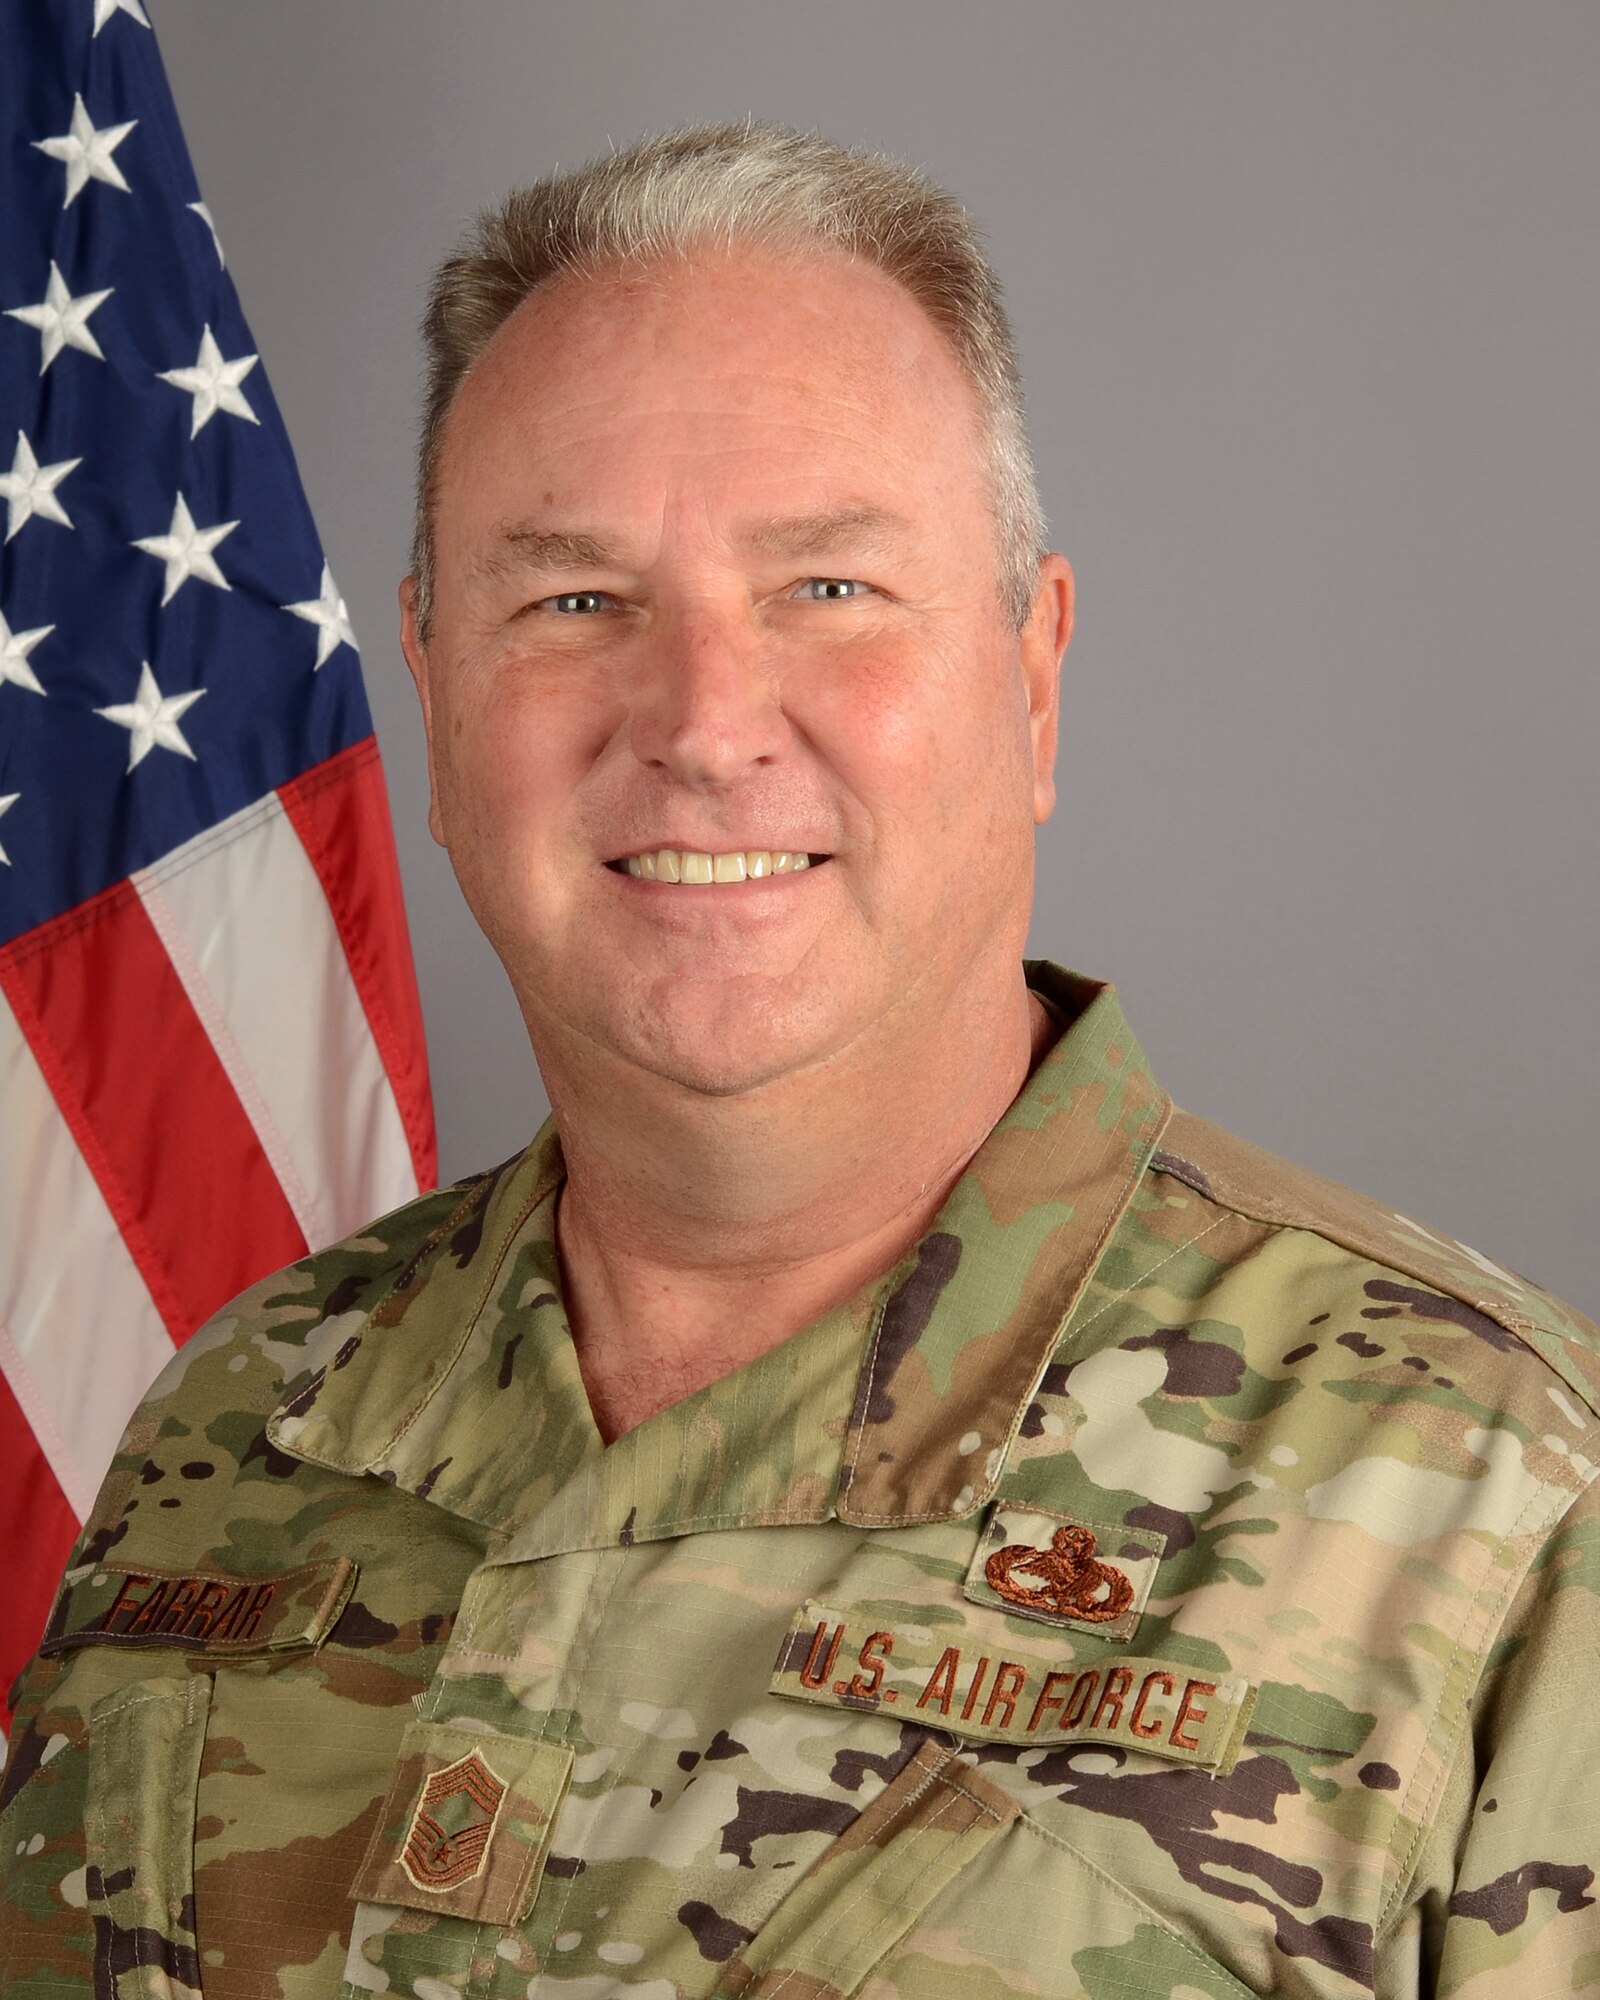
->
[473, 526, 619, 583]
[474, 505, 914, 583]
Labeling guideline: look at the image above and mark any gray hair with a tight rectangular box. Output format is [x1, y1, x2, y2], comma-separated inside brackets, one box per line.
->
[411, 121, 1047, 637]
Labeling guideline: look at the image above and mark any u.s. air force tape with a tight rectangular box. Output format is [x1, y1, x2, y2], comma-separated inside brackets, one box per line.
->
[40, 1555, 356, 1658]
[770, 1599, 1256, 1774]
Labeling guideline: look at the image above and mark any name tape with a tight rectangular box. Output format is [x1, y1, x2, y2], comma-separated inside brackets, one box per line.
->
[41, 1555, 357, 1658]
[771, 1599, 1254, 1774]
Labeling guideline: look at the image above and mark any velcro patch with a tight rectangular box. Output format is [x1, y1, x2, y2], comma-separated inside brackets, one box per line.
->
[353, 1720, 574, 1923]
[771, 1599, 1255, 1774]
[40, 1556, 356, 1658]
[965, 1506, 1164, 1642]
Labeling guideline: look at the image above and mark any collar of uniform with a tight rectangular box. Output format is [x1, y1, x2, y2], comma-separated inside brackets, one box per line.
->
[479, 966, 1168, 1562]
[267, 1123, 606, 1532]
[267, 963, 1168, 1540]
[833, 963, 1170, 1526]
[269, 1119, 877, 1549]
[482, 1274, 878, 1564]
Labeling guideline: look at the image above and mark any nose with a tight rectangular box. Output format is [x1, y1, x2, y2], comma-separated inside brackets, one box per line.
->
[627, 606, 789, 787]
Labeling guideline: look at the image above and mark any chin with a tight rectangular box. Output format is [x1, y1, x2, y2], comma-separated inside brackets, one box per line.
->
[640, 1050, 795, 1100]
[614, 972, 857, 1099]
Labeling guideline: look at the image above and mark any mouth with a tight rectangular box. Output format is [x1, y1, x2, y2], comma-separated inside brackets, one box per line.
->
[605, 847, 828, 884]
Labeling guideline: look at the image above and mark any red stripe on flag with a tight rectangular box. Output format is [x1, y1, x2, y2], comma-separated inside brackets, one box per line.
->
[0, 1374, 81, 1731]
[0, 885, 307, 1344]
[279, 738, 438, 1191]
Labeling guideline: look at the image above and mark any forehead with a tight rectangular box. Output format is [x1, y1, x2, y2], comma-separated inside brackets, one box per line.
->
[434, 243, 988, 524]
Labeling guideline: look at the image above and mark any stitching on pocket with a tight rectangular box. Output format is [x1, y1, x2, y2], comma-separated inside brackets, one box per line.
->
[528, 1548, 630, 1950]
[88, 1682, 204, 2000]
[915, 1761, 1009, 1821]
[87, 1745, 118, 1998]
[763, 1750, 998, 1999]
[825, 1787, 971, 1979]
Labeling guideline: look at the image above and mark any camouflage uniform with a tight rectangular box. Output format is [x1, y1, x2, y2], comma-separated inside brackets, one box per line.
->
[2, 963, 1596, 2000]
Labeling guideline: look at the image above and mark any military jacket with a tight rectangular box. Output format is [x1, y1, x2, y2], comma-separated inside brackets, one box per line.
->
[3, 965, 1597, 2000]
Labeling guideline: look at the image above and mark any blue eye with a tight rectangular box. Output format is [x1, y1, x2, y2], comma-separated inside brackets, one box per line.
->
[797, 578, 869, 601]
[545, 590, 613, 614]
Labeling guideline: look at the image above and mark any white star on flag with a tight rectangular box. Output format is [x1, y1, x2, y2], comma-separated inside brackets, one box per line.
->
[158, 325, 259, 437]
[92, 0, 151, 31]
[0, 793, 17, 865]
[5, 262, 112, 374]
[0, 610, 53, 695]
[187, 201, 224, 267]
[0, 431, 81, 541]
[133, 493, 237, 605]
[95, 661, 205, 771]
[285, 562, 358, 668]
[33, 94, 137, 208]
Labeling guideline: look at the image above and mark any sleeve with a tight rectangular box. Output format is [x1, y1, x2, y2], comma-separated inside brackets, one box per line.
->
[1425, 1469, 1600, 1997]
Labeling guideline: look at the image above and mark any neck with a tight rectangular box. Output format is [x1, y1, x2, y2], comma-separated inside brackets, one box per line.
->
[538, 969, 1055, 1440]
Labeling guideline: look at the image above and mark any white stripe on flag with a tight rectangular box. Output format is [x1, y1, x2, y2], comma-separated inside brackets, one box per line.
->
[0, 988, 174, 1517]
[134, 793, 418, 1252]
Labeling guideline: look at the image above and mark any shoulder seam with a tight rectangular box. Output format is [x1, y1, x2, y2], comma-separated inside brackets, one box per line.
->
[1149, 1111, 1600, 1416]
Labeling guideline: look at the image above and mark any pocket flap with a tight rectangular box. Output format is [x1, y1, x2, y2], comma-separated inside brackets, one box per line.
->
[714, 1741, 1017, 1999]
[351, 1719, 574, 1924]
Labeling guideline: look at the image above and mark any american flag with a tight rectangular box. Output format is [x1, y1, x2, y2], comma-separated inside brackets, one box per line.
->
[0, 0, 437, 1724]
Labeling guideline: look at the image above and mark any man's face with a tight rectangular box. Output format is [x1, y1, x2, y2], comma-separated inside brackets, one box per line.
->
[404, 245, 1070, 1098]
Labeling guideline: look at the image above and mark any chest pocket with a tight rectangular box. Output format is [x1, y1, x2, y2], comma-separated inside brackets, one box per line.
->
[690, 1738, 1250, 2000]
[28, 1552, 374, 1995]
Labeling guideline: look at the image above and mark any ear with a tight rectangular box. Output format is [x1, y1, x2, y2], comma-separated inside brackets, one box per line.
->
[399, 575, 447, 846]
[1018, 552, 1074, 824]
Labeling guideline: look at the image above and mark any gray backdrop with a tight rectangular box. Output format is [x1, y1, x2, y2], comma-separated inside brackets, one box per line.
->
[152, 2, 1599, 1308]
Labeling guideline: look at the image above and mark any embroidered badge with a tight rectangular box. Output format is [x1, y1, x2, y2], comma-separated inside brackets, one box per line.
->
[964, 1507, 1164, 1642]
[400, 1749, 509, 1893]
[986, 1524, 1132, 1622]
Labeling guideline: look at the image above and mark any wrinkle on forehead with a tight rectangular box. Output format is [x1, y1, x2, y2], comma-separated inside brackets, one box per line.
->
[469, 505, 919, 591]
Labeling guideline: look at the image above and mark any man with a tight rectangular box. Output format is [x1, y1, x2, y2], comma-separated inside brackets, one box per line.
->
[1, 123, 1595, 2000]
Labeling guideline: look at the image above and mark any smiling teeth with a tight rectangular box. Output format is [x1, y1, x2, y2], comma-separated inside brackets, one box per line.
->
[623, 849, 812, 882]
